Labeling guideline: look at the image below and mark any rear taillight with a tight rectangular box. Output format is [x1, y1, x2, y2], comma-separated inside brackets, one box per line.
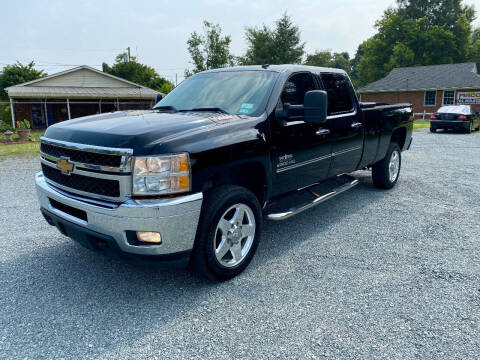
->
[430, 114, 437, 120]
[458, 115, 467, 120]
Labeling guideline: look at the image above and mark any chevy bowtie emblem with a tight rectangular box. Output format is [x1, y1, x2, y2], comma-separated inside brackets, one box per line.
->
[56, 158, 74, 175]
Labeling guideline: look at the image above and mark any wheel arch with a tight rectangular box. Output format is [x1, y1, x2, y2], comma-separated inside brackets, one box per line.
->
[391, 127, 407, 149]
[202, 161, 268, 205]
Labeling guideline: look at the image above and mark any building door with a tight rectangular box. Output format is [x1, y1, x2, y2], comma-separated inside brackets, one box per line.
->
[31, 105, 45, 128]
[46, 104, 55, 126]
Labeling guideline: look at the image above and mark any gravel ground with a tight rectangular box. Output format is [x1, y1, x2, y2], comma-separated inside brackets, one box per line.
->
[1, 130, 480, 359]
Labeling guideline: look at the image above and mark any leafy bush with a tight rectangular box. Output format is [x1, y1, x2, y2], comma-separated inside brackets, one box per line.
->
[0, 121, 13, 132]
[0, 104, 12, 127]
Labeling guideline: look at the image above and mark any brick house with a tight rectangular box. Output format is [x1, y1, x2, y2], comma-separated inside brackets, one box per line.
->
[358, 63, 480, 119]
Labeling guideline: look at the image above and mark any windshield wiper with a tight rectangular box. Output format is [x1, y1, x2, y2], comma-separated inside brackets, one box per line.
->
[154, 105, 178, 112]
[180, 107, 229, 114]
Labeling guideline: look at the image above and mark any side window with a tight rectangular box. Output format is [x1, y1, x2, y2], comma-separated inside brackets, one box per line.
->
[320, 73, 354, 116]
[280, 73, 316, 106]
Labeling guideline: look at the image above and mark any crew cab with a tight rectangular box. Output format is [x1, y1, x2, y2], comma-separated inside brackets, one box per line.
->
[36, 65, 413, 280]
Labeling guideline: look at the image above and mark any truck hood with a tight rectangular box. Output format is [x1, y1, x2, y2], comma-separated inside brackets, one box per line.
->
[43, 110, 238, 154]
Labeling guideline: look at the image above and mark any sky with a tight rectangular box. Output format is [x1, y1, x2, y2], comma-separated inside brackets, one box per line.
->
[1, 0, 479, 84]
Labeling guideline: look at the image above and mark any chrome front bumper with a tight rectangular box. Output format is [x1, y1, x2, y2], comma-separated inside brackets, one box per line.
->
[35, 172, 203, 256]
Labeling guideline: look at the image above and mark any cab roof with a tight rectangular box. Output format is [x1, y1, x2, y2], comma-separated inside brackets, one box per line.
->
[200, 64, 348, 76]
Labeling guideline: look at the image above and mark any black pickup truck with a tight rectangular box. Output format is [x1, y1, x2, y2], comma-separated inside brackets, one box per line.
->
[36, 65, 412, 280]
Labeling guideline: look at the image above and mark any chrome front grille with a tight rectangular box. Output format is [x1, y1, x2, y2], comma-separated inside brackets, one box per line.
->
[41, 142, 122, 168]
[40, 137, 133, 202]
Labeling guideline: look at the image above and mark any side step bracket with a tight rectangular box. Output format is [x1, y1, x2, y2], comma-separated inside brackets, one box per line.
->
[266, 174, 359, 221]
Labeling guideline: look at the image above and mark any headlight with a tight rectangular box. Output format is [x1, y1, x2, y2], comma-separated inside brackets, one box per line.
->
[133, 153, 191, 195]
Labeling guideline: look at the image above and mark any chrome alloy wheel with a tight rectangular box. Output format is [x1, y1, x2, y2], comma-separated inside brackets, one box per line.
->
[214, 203, 256, 268]
[389, 150, 400, 183]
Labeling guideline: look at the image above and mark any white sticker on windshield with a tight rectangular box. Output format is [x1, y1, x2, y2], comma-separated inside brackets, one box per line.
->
[238, 103, 254, 114]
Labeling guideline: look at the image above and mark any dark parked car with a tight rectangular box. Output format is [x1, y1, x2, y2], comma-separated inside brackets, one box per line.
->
[430, 105, 480, 133]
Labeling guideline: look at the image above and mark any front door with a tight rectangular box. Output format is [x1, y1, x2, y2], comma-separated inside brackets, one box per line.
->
[320, 73, 364, 176]
[270, 72, 334, 196]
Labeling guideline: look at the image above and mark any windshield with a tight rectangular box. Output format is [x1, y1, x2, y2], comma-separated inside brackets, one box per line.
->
[154, 70, 278, 117]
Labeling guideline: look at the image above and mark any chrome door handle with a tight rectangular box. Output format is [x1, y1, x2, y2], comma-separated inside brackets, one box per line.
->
[351, 122, 362, 129]
[316, 128, 330, 136]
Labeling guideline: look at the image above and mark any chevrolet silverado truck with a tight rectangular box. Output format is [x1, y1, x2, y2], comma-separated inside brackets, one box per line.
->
[36, 65, 413, 280]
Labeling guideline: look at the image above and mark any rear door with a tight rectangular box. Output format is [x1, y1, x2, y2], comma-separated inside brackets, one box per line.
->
[270, 72, 334, 196]
[320, 73, 364, 176]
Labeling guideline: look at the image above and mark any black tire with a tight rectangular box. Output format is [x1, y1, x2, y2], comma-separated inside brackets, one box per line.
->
[190, 185, 262, 281]
[466, 121, 473, 134]
[430, 127, 436, 133]
[372, 142, 401, 189]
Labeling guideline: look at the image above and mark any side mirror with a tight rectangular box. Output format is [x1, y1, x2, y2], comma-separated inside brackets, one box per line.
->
[304, 90, 327, 124]
[155, 93, 163, 103]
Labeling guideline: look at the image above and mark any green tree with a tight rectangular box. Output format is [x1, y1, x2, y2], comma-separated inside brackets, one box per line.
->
[352, 0, 476, 88]
[304, 50, 352, 74]
[0, 61, 46, 99]
[304, 50, 333, 67]
[330, 52, 351, 74]
[241, 13, 304, 65]
[105, 53, 173, 91]
[396, 0, 475, 27]
[473, 28, 480, 43]
[185, 21, 235, 76]
[159, 82, 174, 94]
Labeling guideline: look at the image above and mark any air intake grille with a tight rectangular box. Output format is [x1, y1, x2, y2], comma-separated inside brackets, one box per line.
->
[41, 163, 120, 198]
[41, 143, 122, 167]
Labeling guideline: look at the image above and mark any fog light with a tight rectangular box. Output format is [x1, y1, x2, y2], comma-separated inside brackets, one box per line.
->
[136, 231, 162, 244]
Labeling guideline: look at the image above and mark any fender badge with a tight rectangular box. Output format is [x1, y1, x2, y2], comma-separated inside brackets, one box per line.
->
[56, 158, 74, 175]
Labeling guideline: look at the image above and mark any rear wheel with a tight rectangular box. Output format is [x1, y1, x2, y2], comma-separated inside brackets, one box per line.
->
[430, 127, 436, 133]
[372, 142, 401, 189]
[190, 185, 262, 281]
[467, 121, 473, 134]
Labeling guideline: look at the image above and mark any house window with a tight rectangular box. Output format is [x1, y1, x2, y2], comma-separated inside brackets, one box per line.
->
[443, 90, 455, 105]
[424, 91, 436, 106]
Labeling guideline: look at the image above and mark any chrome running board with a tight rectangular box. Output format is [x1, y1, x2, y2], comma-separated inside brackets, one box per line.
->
[266, 174, 359, 221]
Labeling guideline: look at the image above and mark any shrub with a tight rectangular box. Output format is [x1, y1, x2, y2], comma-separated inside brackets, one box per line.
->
[0, 104, 13, 129]
[0, 121, 13, 132]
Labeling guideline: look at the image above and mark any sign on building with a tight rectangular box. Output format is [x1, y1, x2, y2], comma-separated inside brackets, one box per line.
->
[456, 91, 480, 104]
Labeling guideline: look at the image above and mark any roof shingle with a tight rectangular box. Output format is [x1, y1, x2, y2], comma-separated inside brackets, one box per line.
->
[358, 63, 480, 93]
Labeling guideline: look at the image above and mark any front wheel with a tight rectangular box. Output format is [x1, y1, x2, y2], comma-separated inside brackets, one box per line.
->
[430, 127, 436, 133]
[190, 185, 262, 281]
[372, 142, 402, 189]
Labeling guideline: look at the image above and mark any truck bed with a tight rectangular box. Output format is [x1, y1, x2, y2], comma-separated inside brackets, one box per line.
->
[358, 102, 413, 168]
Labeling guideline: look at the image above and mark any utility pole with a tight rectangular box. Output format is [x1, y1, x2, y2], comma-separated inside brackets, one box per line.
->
[127, 47, 131, 62]
[175, 73, 178, 87]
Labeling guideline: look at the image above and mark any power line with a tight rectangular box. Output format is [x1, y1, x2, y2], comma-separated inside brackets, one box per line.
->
[2, 46, 125, 53]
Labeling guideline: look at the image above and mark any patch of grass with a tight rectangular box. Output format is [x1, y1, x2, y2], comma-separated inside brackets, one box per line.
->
[413, 121, 430, 132]
[0, 130, 44, 160]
